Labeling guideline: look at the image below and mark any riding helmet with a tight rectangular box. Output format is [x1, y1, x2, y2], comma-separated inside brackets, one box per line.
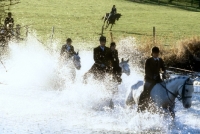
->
[152, 46, 160, 53]
[110, 42, 116, 47]
[66, 38, 72, 42]
[99, 36, 106, 42]
[8, 12, 12, 16]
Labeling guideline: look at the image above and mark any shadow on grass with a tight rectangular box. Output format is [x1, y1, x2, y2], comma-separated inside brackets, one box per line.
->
[125, 0, 200, 12]
[111, 30, 152, 36]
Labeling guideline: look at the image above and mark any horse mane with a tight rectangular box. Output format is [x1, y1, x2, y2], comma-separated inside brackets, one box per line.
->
[165, 76, 189, 84]
[73, 54, 80, 60]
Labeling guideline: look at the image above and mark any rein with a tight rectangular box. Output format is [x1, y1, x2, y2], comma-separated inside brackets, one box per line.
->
[159, 78, 192, 104]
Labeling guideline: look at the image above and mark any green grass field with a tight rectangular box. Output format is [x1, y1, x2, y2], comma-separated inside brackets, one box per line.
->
[2, 0, 200, 46]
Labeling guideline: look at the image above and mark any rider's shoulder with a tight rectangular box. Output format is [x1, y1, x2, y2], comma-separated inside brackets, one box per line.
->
[105, 46, 110, 49]
[146, 57, 154, 61]
[62, 44, 67, 48]
[159, 58, 164, 62]
[94, 46, 103, 50]
[94, 46, 100, 50]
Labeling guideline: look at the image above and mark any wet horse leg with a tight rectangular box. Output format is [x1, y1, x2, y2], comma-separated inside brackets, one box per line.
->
[169, 105, 175, 119]
[110, 24, 113, 31]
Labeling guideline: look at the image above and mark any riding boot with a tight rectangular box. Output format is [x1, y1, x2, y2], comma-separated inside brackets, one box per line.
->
[137, 82, 155, 112]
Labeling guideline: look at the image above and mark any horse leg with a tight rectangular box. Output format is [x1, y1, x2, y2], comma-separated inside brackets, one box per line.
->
[109, 99, 114, 109]
[137, 82, 153, 112]
[110, 24, 113, 31]
[169, 105, 175, 119]
[103, 19, 106, 26]
[105, 22, 109, 29]
[126, 88, 134, 105]
[83, 72, 89, 84]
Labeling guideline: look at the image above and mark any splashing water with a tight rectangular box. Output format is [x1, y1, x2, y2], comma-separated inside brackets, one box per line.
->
[0, 35, 199, 134]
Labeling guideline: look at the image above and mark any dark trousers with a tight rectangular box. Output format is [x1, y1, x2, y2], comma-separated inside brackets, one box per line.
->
[138, 81, 156, 111]
[113, 66, 122, 75]
[112, 66, 122, 83]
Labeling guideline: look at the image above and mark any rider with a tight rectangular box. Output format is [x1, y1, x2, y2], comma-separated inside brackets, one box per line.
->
[4, 12, 14, 29]
[138, 46, 167, 112]
[108, 5, 117, 21]
[110, 42, 122, 83]
[0, 26, 7, 42]
[92, 36, 112, 73]
[60, 38, 76, 58]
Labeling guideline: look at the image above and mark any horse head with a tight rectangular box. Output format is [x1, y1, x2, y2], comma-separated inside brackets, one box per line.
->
[119, 58, 130, 76]
[115, 13, 122, 21]
[178, 77, 194, 108]
[73, 51, 81, 70]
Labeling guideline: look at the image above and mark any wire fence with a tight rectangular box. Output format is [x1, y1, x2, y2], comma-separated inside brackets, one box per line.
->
[130, 0, 200, 10]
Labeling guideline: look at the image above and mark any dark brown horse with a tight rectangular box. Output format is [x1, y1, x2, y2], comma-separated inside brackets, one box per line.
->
[102, 13, 122, 30]
[83, 58, 130, 84]
[83, 63, 113, 84]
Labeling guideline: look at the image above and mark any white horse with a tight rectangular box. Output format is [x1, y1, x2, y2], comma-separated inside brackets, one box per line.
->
[107, 58, 130, 109]
[119, 58, 130, 76]
[126, 76, 194, 118]
[60, 51, 81, 82]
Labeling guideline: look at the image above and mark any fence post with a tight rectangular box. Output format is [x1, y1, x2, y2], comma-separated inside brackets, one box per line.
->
[51, 26, 54, 44]
[16, 24, 20, 39]
[101, 25, 104, 36]
[25, 26, 28, 38]
[110, 32, 113, 42]
[153, 26, 156, 45]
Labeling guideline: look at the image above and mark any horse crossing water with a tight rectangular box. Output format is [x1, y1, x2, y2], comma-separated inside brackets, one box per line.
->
[126, 76, 194, 118]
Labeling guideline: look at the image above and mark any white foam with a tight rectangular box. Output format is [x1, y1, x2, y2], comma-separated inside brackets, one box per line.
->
[0, 35, 199, 133]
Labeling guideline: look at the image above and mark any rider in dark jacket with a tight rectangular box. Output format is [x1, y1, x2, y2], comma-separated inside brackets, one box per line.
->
[4, 12, 14, 29]
[92, 36, 112, 73]
[83, 36, 111, 82]
[60, 38, 76, 58]
[138, 46, 167, 112]
[110, 42, 122, 82]
[108, 5, 117, 20]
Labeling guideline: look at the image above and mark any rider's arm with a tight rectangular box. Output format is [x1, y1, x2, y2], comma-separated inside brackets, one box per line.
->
[12, 18, 14, 23]
[107, 48, 113, 66]
[11, 18, 14, 26]
[145, 58, 153, 80]
[60, 45, 65, 55]
[160, 58, 166, 73]
[4, 18, 8, 26]
[116, 50, 119, 64]
[71, 45, 76, 55]
[93, 48, 101, 64]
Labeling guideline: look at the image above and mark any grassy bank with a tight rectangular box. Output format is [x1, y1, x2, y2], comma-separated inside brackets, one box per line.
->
[3, 0, 200, 46]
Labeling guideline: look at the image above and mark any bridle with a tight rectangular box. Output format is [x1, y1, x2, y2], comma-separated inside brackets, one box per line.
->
[160, 78, 193, 104]
[120, 62, 129, 74]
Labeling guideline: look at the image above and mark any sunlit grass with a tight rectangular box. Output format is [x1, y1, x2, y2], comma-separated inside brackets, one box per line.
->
[3, 0, 200, 47]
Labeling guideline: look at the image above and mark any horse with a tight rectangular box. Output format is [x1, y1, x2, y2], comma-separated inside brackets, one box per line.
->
[83, 58, 130, 84]
[126, 76, 194, 118]
[119, 58, 130, 76]
[60, 51, 81, 82]
[102, 13, 122, 30]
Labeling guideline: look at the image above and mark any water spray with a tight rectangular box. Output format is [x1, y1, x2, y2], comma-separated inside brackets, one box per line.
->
[0, 60, 7, 72]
